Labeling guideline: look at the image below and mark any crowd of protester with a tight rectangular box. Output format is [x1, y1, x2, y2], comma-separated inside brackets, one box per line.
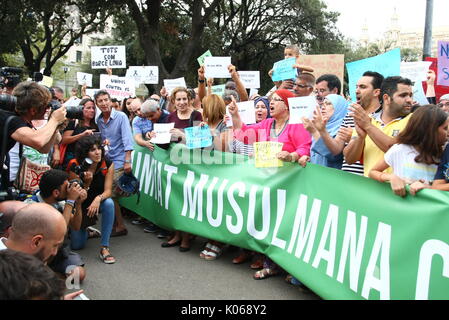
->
[1, 43, 449, 299]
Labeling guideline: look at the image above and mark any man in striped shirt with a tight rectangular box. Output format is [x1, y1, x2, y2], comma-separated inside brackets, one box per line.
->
[310, 71, 384, 175]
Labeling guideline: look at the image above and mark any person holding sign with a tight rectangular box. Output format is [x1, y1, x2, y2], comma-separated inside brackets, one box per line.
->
[229, 89, 311, 166]
[161, 88, 202, 252]
[229, 89, 311, 280]
[302, 94, 348, 169]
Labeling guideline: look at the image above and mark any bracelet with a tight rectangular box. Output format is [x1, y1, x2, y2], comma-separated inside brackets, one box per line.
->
[124, 160, 132, 164]
[66, 199, 75, 207]
[198, 79, 205, 83]
[97, 195, 103, 201]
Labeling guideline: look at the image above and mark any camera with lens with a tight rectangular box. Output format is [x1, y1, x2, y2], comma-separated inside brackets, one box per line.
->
[68, 179, 84, 189]
[0, 84, 84, 120]
[0, 67, 22, 90]
[48, 87, 84, 120]
[69, 158, 93, 181]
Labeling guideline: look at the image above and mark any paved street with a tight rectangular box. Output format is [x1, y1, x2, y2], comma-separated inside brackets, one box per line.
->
[70, 215, 321, 300]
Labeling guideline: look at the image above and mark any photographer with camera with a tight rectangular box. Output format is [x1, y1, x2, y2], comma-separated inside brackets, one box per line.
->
[24, 169, 87, 282]
[0, 82, 67, 194]
[67, 135, 116, 264]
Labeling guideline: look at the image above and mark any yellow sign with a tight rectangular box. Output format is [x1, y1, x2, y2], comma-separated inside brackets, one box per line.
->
[41, 75, 53, 87]
[254, 141, 284, 168]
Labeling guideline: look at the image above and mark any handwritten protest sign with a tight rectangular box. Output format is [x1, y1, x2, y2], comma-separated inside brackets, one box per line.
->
[211, 84, 226, 96]
[288, 96, 318, 124]
[299, 54, 344, 93]
[150, 123, 175, 144]
[91, 46, 126, 69]
[99, 75, 135, 100]
[185, 125, 213, 149]
[204, 57, 231, 78]
[126, 66, 159, 85]
[401, 61, 432, 105]
[237, 101, 256, 125]
[437, 41, 449, 86]
[400, 61, 432, 82]
[254, 141, 284, 168]
[271, 57, 297, 82]
[239, 71, 260, 89]
[163, 77, 187, 95]
[346, 48, 401, 102]
[76, 72, 93, 87]
[197, 50, 212, 66]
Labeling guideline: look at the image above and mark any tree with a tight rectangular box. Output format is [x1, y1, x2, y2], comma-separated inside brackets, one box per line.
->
[119, 0, 343, 92]
[123, 0, 222, 84]
[0, 0, 113, 76]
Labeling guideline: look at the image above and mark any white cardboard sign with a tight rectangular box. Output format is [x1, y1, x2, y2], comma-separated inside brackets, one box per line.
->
[288, 96, 318, 124]
[150, 123, 175, 144]
[237, 101, 256, 125]
[239, 71, 260, 89]
[204, 57, 231, 79]
[126, 66, 159, 85]
[99, 74, 135, 100]
[76, 72, 93, 87]
[91, 46, 126, 69]
[163, 78, 187, 96]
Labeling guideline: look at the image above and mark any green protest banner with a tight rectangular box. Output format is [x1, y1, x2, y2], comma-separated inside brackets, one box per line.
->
[121, 144, 449, 300]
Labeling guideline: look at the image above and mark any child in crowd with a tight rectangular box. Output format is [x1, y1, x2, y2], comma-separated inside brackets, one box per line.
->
[369, 105, 448, 197]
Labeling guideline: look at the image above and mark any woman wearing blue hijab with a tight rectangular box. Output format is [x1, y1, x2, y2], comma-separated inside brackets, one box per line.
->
[307, 94, 349, 169]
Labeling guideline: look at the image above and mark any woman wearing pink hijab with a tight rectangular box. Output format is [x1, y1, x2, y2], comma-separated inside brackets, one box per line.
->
[229, 89, 311, 166]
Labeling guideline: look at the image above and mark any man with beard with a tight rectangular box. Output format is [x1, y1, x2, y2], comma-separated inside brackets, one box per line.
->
[344, 76, 414, 176]
[25, 169, 86, 282]
[0, 203, 66, 264]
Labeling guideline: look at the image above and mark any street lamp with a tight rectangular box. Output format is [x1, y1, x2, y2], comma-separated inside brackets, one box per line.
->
[423, 0, 434, 60]
[63, 66, 70, 99]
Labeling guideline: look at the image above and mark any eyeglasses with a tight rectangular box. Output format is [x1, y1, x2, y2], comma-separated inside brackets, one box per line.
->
[295, 84, 312, 89]
[271, 98, 284, 102]
[438, 102, 449, 108]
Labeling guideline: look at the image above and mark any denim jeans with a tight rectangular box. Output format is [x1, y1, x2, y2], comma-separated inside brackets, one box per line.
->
[70, 198, 115, 249]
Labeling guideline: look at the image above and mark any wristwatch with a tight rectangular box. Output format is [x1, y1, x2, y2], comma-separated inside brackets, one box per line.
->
[66, 200, 76, 215]
[124, 160, 132, 164]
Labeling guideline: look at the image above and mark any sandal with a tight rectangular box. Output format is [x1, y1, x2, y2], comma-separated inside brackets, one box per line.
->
[99, 247, 116, 264]
[253, 268, 278, 280]
[232, 252, 250, 264]
[204, 245, 222, 261]
[87, 226, 101, 239]
[199, 242, 213, 259]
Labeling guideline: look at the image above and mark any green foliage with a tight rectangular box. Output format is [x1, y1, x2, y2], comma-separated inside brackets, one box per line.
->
[0, 0, 112, 76]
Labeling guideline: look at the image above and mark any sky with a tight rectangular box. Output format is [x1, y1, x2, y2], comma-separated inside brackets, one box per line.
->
[322, 0, 449, 41]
